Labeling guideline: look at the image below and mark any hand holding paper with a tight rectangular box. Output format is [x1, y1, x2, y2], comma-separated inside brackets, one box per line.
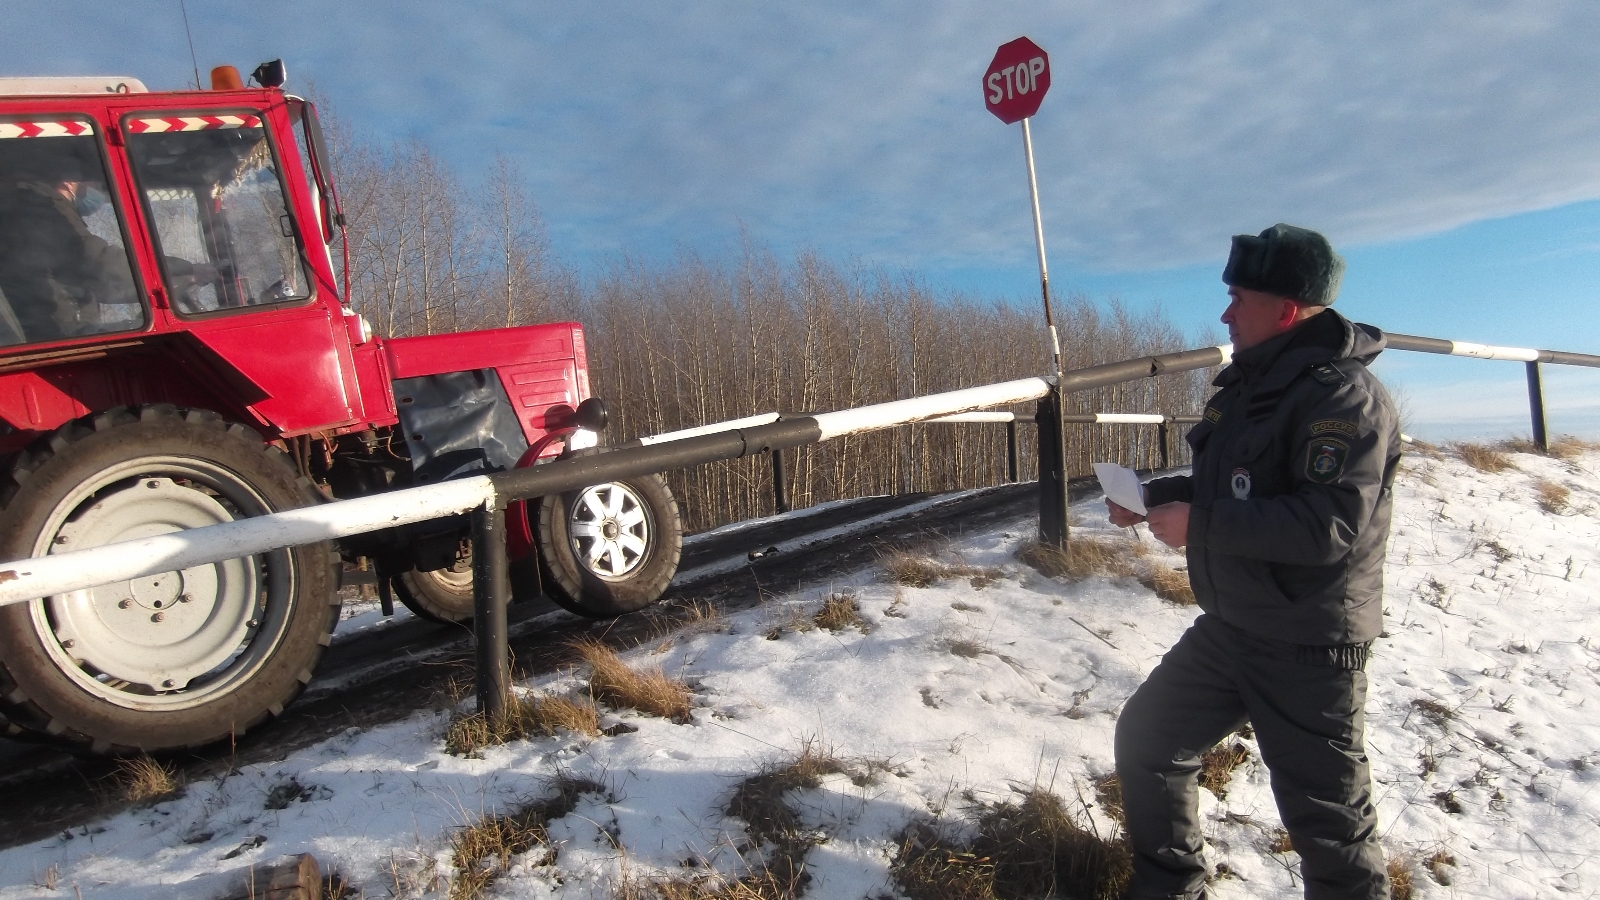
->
[1094, 462, 1147, 516]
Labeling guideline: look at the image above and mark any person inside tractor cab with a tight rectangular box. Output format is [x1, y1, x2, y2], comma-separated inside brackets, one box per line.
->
[0, 145, 216, 345]
[0, 154, 139, 344]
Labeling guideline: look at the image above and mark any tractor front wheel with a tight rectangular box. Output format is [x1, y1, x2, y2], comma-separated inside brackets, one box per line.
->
[536, 467, 682, 619]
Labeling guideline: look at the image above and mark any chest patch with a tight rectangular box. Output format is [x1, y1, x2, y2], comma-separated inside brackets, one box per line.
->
[1230, 468, 1252, 499]
[1204, 407, 1222, 424]
[1306, 438, 1350, 484]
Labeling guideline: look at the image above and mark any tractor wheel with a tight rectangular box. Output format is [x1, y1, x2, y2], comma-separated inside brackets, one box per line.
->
[0, 405, 338, 754]
[392, 548, 475, 625]
[536, 464, 682, 619]
[391, 538, 543, 625]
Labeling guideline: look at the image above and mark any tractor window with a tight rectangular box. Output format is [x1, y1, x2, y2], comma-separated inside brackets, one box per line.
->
[123, 112, 312, 316]
[0, 117, 144, 346]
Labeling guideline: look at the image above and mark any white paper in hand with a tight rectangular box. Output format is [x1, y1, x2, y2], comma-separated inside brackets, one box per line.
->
[1093, 462, 1147, 516]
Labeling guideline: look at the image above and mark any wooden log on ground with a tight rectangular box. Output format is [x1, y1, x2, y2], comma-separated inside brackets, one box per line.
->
[212, 853, 321, 900]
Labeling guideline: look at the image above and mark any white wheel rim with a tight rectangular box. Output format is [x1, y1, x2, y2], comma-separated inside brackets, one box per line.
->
[28, 456, 295, 711]
[567, 482, 652, 582]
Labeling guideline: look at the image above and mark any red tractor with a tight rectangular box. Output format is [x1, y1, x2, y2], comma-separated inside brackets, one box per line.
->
[0, 63, 682, 754]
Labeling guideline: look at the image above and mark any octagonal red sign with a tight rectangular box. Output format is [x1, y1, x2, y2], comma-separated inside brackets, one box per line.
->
[983, 37, 1050, 124]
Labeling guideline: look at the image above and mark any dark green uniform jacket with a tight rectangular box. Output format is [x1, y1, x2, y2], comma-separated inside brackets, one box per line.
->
[1144, 309, 1402, 646]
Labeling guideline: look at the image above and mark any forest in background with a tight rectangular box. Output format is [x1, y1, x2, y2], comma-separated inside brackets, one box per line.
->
[326, 134, 1213, 532]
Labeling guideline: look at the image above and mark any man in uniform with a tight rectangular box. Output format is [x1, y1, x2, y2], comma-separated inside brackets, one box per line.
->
[1107, 224, 1401, 899]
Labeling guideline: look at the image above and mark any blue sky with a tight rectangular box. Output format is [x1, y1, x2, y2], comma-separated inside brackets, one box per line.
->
[6, 1, 1599, 440]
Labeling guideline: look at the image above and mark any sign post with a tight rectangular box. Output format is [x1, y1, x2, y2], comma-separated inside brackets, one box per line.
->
[983, 36, 1069, 548]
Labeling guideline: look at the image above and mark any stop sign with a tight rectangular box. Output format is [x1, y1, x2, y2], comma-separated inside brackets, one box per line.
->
[983, 37, 1050, 124]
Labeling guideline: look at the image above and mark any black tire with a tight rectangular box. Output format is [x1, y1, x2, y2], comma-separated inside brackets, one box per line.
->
[0, 405, 338, 754]
[536, 460, 682, 619]
[391, 539, 543, 625]
[392, 551, 475, 625]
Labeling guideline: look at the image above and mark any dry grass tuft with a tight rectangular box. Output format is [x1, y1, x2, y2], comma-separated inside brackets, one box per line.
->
[445, 692, 601, 756]
[644, 869, 805, 900]
[1454, 442, 1513, 473]
[1424, 848, 1456, 885]
[812, 593, 867, 632]
[1265, 828, 1294, 854]
[727, 740, 848, 845]
[1411, 697, 1454, 728]
[1535, 479, 1570, 514]
[944, 636, 989, 658]
[1092, 774, 1124, 825]
[880, 550, 1003, 588]
[449, 775, 605, 900]
[1198, 741, 1250, 799]
[1139, 563, 1195, 605]
[323, 870, 359, 899]
[648, 598, 728, 639]
[1016, 538, 1138, 580]
[892, 788, 1131, 900]
[573, 638, 693, 722]
[891, 824, 997, 900]
[635, 742, 851, 900]
[1387, 855, 1415, 900]
[116, 755, 180, 804]
[1547, 436, 1599, 459]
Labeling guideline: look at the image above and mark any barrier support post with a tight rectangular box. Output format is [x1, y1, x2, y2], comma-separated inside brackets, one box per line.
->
[471, 499, 511, 720]
[1526, 361, 1549, 453]
[1036, 388, 1069, 549]
[1006, 419, 1019, 483]
[771, 447, 790, 514]
[1158, 420, 1171, 470]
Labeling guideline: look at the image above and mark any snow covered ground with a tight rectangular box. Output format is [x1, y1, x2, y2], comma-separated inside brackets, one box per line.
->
[2, 445, 1598, 899]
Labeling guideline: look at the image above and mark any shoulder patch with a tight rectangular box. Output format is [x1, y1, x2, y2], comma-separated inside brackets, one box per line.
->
[1306, 438, 1350, 484]
[1310, 363, 1346, 386]
[1204, 407, 1222, 424]
[1310, 419, 1358, 439]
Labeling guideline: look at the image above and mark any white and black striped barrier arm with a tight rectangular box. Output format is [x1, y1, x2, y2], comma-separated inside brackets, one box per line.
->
[0, 376, 1058, 608]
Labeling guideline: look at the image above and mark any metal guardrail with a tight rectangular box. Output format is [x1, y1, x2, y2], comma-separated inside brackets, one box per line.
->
[1384, 333, 1600, 451]
[2, 330, 1595, 717]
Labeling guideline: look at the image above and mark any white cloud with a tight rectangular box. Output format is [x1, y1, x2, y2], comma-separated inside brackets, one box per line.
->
[6, 2, 1600, 274]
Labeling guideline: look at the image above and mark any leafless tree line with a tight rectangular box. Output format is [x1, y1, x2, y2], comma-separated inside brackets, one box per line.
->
[328, 132, 1211, 533]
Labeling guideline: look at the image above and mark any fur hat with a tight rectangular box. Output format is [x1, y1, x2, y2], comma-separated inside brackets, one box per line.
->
[1222, 223, 1344, 306]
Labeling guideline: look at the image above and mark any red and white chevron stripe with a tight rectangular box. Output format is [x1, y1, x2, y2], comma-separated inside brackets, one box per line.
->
[0, 120, 95, 139]
[127, 114, 262, 134]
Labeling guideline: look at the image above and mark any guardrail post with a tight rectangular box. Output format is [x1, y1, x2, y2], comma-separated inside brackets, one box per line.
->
[1036, 388, 1070, 549]
[1526, 361, 1549, 453]
[1006, 419, 1019, 483]
[1158, 420, 1170, 470]
[771, 446, 790, 514]
[471, 499, 511, 720]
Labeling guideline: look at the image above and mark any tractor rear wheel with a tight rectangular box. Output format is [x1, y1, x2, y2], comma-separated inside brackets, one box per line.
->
[0, 405, 337, 754]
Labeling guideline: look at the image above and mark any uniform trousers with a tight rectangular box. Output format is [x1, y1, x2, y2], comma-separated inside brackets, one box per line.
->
[1113, 614, 1389, 899]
